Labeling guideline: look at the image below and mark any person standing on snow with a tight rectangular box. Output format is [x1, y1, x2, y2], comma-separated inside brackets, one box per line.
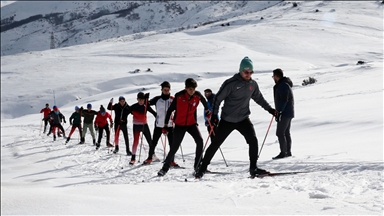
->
[80, 104, 98, 145]
[143, 81, 176, 165]
[195, 57, 276, 179]
[44, 106, 67, 141]
[203, 89, 219, 140]
[271, 68, 294, 159]
[129, 92, 157, 165]
[107, 96, 132, 155]
[94, 105, 113, 150]
[157, 78, 210, 176]
[65, 106, 84, 144]
[40, 103, 51, 133]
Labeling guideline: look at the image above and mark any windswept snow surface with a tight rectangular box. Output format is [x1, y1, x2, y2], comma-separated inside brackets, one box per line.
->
[1, 1, 383, 215]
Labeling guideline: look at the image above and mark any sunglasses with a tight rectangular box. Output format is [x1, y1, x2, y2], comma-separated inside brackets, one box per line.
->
[243, 70, 253, 75]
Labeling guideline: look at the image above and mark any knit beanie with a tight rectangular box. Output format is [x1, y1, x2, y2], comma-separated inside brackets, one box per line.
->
[100, 105, 106, 113]
[239, 57, 253, 72]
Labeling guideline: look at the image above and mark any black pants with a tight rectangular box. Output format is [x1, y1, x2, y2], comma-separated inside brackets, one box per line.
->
[148, 126, 173, 160]
[51, 123, 66, 137]
[200, 117, 259, 171]
[132, 124, 152, 155]
[43, 119, 49, 132]
[276, 117, 292, 154]
[163, 124, 203, 170]
[97, 125, 110, 144]
[114, 123, 130, 152]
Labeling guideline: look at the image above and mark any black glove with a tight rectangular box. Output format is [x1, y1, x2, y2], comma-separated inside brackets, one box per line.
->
[210, 115, 219, 128]
[110, 122, 114, 128]
[144, 93, 150, 99]
[268, 108, 276, 116]
[94, 125, 99, 131]
[64, 120, 67, 124]
[275, 112, 282, 123]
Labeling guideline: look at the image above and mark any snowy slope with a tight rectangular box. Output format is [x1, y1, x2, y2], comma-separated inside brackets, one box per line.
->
[1, 1, 383, 215]
[1, 1, 279, 56]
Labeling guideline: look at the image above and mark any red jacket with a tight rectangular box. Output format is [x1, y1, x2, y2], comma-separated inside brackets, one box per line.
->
[94, 112, 112, 128]
[165, 90, 208, 126]
[130, 102, 156, 125]
[40, 107, 51, 118]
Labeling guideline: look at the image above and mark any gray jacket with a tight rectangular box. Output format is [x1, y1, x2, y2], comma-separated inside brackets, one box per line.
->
[212, 73, 272, 123]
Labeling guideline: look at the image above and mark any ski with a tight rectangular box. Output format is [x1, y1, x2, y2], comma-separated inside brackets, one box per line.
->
[205, 171, 233, 175]
[141, 175, 162, 183]
[170, 165, 185, 169]
[251, 171, 310, 179]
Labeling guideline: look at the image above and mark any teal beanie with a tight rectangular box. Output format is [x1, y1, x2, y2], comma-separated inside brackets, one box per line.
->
[239, 57, 253, 72]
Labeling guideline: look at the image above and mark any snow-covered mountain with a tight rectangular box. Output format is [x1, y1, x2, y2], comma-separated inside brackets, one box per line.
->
[1, 1, 279, 56]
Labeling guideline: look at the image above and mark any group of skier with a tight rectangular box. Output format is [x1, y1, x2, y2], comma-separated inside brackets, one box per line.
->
[40, 56, 294, 179]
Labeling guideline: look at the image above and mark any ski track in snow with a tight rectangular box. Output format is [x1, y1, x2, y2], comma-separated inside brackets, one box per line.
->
[2, 123, 383, 214]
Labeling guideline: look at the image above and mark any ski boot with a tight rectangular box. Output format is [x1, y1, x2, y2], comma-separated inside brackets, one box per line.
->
[65, 137, 70, 144]
[250, 167, 269, 178]
[157, 166, 169, 176]
[129, 155, 136, 165]
[143, 158, 152, 165]
[96, 143, 100, 150]
[113, 145, 119, 154]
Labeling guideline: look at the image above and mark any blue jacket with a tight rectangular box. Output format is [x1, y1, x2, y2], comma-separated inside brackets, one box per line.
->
[273, 77, 294, 118]
[204, 93, 219, 124]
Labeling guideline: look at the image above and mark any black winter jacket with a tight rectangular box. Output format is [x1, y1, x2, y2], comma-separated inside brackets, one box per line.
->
[273, 77, 294, 118]
[107, 102, 131, 124]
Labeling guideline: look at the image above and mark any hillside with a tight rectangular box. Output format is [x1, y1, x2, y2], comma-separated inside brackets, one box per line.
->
[1, 1, 279, 56]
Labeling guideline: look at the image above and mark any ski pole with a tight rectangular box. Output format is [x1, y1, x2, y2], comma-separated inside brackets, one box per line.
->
[207, 120, 227, 167]
[195, 124, 215, 169]
[218, 147, 228, 167]
[138, 130, 145, 163]
[160, 134, 167, 160]
[258, 115, 275, 158]
[180, 144, 185, 162]
[39, 113, 43, 135]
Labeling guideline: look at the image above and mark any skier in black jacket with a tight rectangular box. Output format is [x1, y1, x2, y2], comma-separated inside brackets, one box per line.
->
[107, 96, 132, 155]
[271, 68, 294, 159]
[44, 106, 67, 141]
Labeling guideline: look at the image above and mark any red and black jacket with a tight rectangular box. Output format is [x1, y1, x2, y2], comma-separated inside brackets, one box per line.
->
[165, 90, 209, 126]
[130, 102, 156, 125]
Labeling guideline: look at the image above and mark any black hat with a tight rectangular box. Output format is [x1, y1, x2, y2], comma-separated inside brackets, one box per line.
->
[160, 81, 171, 89]
[185, 78, 197, 88]
[137, 92, 145, 99]
[46, 103, 49, 106]
[100, 105, 106, 113]
[204, 89, 212, 93]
